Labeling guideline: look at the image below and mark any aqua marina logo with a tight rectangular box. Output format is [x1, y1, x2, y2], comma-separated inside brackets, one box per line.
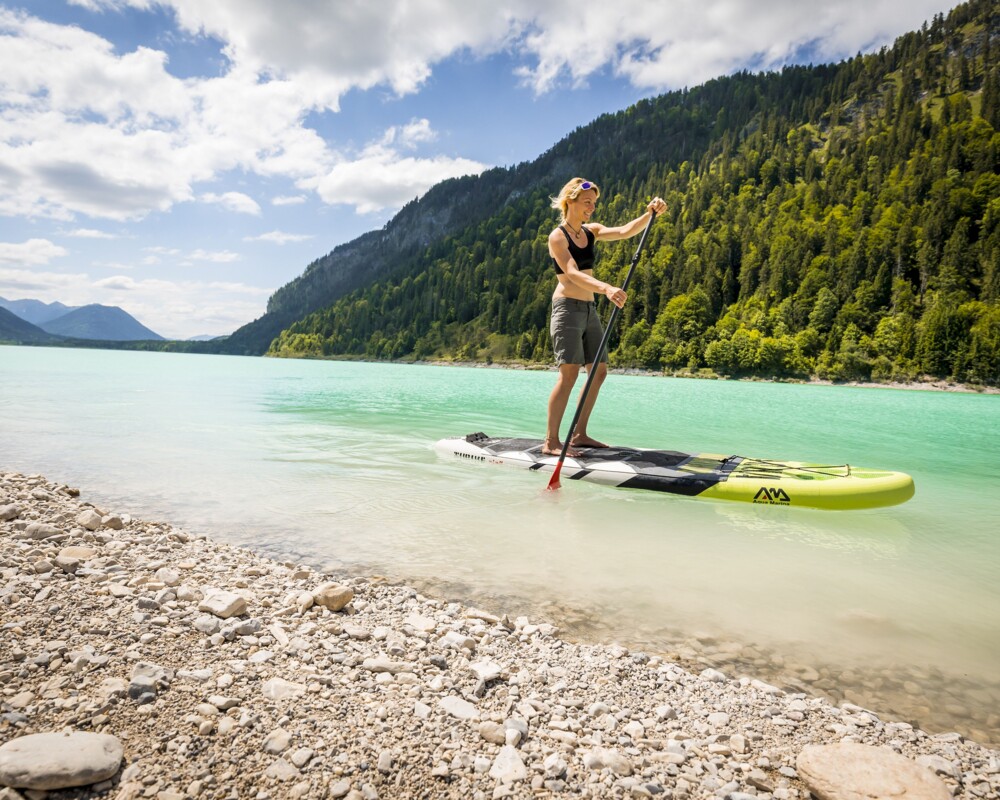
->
[754, 487, 791, 504]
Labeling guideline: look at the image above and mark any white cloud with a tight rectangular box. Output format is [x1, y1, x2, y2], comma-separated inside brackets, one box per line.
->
[244, 231, 313, 244]
[1, 264, 271, 338]
[93, 260, 138, 270]
[67, 228, 117, 239]
[308, 119, 487, 214]
[93, 274, 137, 290]
[73, 1, 949, 97]
[2, 0, 950, 226]
[382, 118, 437, 149]
[0, 238, 68, 265]
[186, 249, 240, 263]
[272, 195, 306, 206]
[200, 191, 262, 215]
[310, 151, 486, 214]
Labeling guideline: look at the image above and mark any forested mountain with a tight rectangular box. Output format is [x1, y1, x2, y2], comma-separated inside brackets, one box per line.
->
[0, 296, 76, 326]
[38, 304, 163, 341]
[0, 307, 60, 344]
[263, 1, 998, 386]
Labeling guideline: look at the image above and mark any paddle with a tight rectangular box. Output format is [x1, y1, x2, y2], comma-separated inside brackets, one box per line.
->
[547, 209, 658, 490]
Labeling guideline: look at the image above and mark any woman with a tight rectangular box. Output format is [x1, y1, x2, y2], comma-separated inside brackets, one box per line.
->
[543, 177, 666, 456]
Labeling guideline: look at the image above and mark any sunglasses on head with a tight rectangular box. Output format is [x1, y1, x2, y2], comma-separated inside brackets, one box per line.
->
[578, 181, 594, 190]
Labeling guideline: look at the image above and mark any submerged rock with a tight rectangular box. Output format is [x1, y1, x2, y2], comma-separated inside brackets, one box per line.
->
[797, 742, 952, 800]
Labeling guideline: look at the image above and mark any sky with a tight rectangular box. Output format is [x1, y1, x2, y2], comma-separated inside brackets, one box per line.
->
[0, 0, 959, 339]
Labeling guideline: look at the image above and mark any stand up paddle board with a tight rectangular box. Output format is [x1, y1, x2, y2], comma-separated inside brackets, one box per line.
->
[435, 432, 914, 510]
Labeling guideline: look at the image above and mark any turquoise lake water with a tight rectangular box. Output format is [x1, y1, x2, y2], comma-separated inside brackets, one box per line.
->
[2, 345, 999, 744]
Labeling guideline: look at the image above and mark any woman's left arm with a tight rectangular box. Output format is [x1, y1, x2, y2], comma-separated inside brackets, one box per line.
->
[590, 197, 667, 242]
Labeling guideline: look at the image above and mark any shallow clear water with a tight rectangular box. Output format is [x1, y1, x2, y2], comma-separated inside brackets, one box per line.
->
[2, 345, 999, 744]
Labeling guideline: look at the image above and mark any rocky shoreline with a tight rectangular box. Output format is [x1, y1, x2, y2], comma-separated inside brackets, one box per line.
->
[2, 471, 998, 799]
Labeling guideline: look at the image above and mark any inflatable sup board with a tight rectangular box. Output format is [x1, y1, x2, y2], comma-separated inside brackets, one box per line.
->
[435, 432, 914, 510]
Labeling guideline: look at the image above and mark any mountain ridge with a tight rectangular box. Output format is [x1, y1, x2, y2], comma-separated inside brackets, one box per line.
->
[0, 298, 164, 342]
[263, 0, 1000, 386]
[0, 306, 61, 344]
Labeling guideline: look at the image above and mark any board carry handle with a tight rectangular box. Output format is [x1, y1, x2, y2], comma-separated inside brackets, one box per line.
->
[547, 209, 657, 490]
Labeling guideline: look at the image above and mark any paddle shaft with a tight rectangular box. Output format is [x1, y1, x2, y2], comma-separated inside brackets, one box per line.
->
[547, 210, 657, 490]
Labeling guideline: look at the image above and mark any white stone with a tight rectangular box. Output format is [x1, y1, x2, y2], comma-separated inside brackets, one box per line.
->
[404, 613, 437, 632]
[439, 696, 480, 721]
[76, 509, 103, 530]
[478, 721, 506, 745]
[362, 655, 416, 674]
[582, 747, 633, 776]
[440, 630, 476, 650]
[797, 743, 951, 800]
[489, 745, 527, 783]
[261, 678, 306, 701]
[470, 660, 503, 682]
[198, 590, 247, 619]
[263, 728, 292, 754]
[154, 567, 181, 587]
[58, 545, 96, 560]
[0, 732, 123, 790]
[0, 503, 20, 521]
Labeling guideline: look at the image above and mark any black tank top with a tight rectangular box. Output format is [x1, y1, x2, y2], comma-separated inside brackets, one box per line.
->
[552, 226, 595, 274]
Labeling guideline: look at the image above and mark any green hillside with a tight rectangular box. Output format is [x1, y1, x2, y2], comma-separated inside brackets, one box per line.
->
[266, 0, 1000, 387]
[0, 307, 61, 344]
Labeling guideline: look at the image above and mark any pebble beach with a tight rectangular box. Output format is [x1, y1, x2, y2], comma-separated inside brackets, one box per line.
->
[1, 471, 998, 800]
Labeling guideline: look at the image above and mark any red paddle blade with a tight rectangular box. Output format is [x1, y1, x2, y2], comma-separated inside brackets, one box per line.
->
[546, 461, 563, 491]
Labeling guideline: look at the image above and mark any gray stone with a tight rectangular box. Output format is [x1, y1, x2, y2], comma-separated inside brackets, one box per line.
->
[797, 743, 951, 800]
[25, 523, 60, 540]
[329, 778, 353, 798]
[0, 503, 20, 521]
[263, 758, 299, 782]
[0, 732, 123, 790]
[193, 615, 220, 634]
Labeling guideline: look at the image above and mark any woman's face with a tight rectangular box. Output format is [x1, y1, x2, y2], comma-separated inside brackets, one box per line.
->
[571, 189, 598, 219]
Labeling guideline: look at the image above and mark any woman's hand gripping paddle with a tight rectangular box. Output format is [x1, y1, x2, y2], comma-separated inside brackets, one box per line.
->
[547, 210, 657, 490]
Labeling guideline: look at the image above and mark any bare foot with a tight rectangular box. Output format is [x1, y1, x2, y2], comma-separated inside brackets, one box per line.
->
[542, 441, 581, 457]
[571, 434, 608, 448]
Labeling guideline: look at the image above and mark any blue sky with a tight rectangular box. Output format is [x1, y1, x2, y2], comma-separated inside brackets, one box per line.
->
[0, 0, 957, 339]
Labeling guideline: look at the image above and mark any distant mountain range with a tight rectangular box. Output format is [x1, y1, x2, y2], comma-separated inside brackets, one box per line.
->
[0, 297, 164, 342]
[0, 307, 61, 343]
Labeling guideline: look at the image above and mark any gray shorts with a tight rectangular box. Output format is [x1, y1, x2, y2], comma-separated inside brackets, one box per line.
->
[550, 297, 607, 366]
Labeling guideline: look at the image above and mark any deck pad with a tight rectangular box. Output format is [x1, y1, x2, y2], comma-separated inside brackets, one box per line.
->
[435, 432, 915, 510]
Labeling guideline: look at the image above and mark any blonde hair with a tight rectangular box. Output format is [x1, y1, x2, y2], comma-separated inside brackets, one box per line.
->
[550, 177, 600, 223]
